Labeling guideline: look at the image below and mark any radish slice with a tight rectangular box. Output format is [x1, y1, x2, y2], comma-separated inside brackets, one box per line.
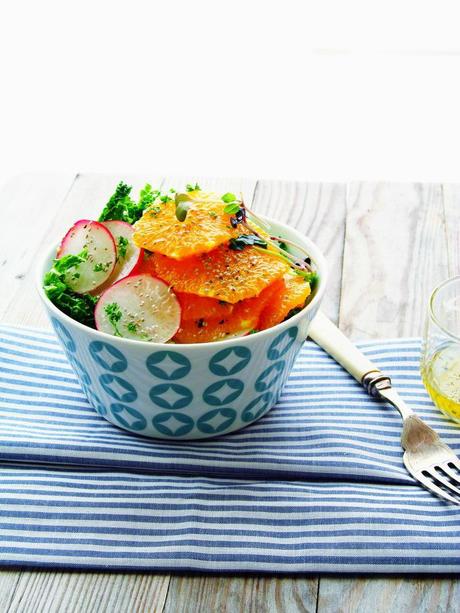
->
[98, 220, 143, 290]
[58, 220, 117, 294]
[95, 274, 181, 342]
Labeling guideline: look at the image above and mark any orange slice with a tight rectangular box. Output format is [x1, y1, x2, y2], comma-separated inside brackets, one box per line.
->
[258, 273, 311, 330]
[176, 292, 234, 321]
[132, 191, 241, 259]
[172, 279, 285, 343]
[151, 244, 290, 303]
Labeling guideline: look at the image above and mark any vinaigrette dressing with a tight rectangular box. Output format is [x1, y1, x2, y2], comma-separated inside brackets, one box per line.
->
[422, 343, 460, 422]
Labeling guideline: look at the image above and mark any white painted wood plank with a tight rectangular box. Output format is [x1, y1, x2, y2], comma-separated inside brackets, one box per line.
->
[0, 173, 76, 320]
[6, 570, 170, 613]
[441, 183, 460, 277]
[163, 575, 318, 613]
[317, 576, 460, 613]
[340, 182, 447, 339]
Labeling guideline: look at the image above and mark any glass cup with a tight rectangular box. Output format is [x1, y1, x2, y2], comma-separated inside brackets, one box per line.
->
[421, 277, 460, 423]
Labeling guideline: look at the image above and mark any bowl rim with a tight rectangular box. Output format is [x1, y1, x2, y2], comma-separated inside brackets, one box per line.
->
[37, 214, 328, 349]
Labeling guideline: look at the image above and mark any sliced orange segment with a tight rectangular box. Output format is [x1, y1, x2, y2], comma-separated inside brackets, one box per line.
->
[151, 244, 290, 303]
[172, 279, 285, 343]
[258, 273, 311, 330]
[133, 191, 241, 259]
[176, 292, 234, 321]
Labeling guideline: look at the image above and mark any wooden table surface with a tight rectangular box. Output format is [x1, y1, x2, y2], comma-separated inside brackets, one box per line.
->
[0, 175, 459, 612]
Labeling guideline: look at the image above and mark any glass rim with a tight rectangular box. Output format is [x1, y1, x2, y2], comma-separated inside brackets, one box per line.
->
[429, 275, 460, 342]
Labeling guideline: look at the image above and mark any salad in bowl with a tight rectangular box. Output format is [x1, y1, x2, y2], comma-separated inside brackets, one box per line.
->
[38, 182, 327, 440]
[43, 182, 319, 344]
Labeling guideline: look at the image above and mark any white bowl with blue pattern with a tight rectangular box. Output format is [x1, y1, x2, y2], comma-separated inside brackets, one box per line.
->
[37, 216, 327, 439]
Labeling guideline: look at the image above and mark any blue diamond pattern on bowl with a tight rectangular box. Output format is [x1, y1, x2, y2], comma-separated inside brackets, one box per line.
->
[146, 351, 191, 380]
[82, 384, 107, 416]
[149, 383, 193, 410]
[68, 355, 91, 385]
[89, 341, 128, 373]
[267, 326, 298, 360]
[110, 403, 146, 431]
[242, 392, 273, 422]
[197, 408, 237, 434]
[255, 361, 285, 392]
[152, 412, 194, 437]
[51, 317, 76, 353]
[209, 346, 251, 376]
[203, 379, 244, 406]
[99, 374, 137, 403]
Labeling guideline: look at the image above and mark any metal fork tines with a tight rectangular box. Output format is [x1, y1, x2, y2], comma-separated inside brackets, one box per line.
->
[370, 376, 460, 506]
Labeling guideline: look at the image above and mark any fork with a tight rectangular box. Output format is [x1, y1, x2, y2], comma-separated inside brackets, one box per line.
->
[308, 311, 460, 505]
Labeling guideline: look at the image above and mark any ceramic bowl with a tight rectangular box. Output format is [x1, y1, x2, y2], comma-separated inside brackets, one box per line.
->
[37, 216, 327, 440]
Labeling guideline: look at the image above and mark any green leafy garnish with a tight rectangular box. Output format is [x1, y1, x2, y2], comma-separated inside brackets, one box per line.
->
[278, 241, 288, 252]
[307, 271, 319, 290]
[228, 234, 268, 251]
[139, 184, 159, 210]
[186, 183, 201, 192]
[292, 269, 319, 290]
[117, 236, 129, 259]
[104, 302, 123, 336]
[222, 193, 237, 203]
[99, 181, 154, 225]
[224, 202, 241, 215]
[43, 251, 97, 327]
[209, 211, 218, 219]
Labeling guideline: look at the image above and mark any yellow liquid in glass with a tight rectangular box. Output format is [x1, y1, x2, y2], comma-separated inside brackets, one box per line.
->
[422, 344, 460, 422]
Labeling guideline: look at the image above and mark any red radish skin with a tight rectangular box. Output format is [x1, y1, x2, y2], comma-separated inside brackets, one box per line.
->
[58, 220, 117, 294]
[95, 274, 181, 342]
[97, 220, 143, 292]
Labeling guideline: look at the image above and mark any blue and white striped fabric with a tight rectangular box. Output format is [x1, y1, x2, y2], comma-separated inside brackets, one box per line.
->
[0, 324, 460, 573]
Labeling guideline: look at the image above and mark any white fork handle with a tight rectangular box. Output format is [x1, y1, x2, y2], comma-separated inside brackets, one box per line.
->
[308, 311, 379, 383]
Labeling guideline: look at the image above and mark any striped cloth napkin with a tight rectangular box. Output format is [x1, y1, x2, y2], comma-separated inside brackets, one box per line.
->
[0, 324, 460, 573]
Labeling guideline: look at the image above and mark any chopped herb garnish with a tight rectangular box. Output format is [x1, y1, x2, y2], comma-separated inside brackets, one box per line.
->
[117, 236, 129, 259]
[43, 250, 97, 327]
[209, 211, 218, 219]
[249, 329, 259, 335]
[186, 183, 201, 192]
[149, 205, 162, 216]
[228, 234, 268, 251]
[104, 302, 123, 336]
[127, 322, 138, 334]
[160, 194, 173, 203]
[93, 261, 111, 273]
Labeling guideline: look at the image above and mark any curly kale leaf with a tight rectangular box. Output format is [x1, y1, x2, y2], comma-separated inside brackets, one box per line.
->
[43, 253, 98, 327]
[98, 181, 145, 225]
